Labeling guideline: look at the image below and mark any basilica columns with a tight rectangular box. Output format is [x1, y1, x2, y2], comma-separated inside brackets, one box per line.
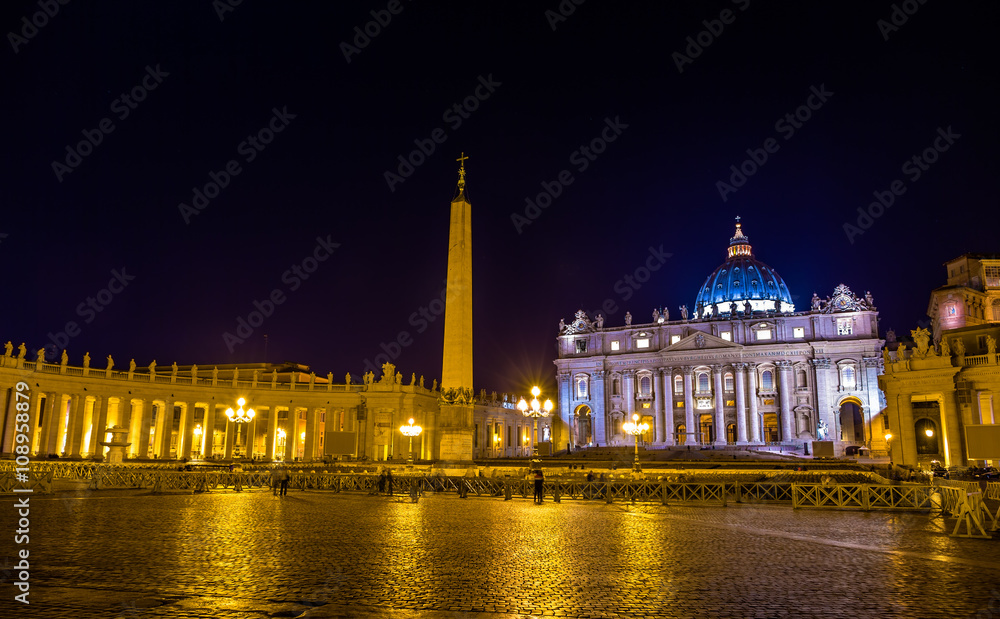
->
[203, 404, 216, 458]
[265, 405, 278, 460]
[776, 361, 794, 442]
[712, 365, 726, 445]
[682, 366, 696, 445]
[746, 364, 761, 444]
[591, 371, 606, 445]
[659, 368, 673, 445]
[734, 363, 748, 444]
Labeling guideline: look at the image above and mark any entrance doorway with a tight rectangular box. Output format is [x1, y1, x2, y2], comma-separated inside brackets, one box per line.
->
[699, 414, 714, 444]
[763, 413, 779, 443]
[575, 405, 593, 446]
[839, 399, 865, 443]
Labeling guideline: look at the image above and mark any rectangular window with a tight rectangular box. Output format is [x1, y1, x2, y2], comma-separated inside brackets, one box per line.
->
[985, 265, 1000, 288]
[641, 402, 651, 409]
[670, 335, 681, 345]
[757, 329, 772, 340]
[676, 401, 684, 408]
[979, 335, 988, 350]
[611, 340, 620, 351]
[636, 338, 650, 349]
[726, 400, 736, 407]
[837, 318, 853, 336]
[793, 327, 805, 338]
[575, 339, 588, 353]
[721, 331, 732, 341]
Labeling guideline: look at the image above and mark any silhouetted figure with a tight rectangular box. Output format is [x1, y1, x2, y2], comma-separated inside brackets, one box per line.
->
[533, 470, 544, 503]
[377, 471, 386, 494]
[386, 469, 394, 496]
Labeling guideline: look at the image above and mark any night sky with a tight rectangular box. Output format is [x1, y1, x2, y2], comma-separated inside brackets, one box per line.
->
[1, 1, 996, 396]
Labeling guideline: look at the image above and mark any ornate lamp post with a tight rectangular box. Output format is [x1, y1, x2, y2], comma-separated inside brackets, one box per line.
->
[400, 418, 423, 467]
[193, 424, 203, 459]
[884, 431, 894, 466]
[517, 386, 554, 458]
[225, 397, 255, 459]
[623, 413, 649, 473]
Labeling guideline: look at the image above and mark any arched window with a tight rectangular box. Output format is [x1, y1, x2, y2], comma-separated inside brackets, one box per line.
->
[639, 375, 652, 396]
[697, 372, 710, 392]
[841, 365, 856, 390]
[796, 370, 807, 388]
[674, 375, 683, 394]
[724, 372, 734, 392]
[576, 377, 588, 399]
[761, 370, 774, 391]
[993, 299, 1000, 321]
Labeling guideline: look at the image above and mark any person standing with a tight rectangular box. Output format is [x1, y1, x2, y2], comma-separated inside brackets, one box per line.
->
[533, 469, 544, 503]
[278, 466, 290, 496]
[386, 469, 394, 496]
[377, 470, 386, 495]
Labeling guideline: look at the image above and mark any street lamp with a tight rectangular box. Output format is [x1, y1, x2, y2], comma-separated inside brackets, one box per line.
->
[517, 386, 554, 458]
[276, 428, 286, 461]
[400, 418, 423, 467]
[193, 424, 203, 459]
[225, 397, 255, 459]
[884, 432, 893, 465]
[623, 413, 649, 473]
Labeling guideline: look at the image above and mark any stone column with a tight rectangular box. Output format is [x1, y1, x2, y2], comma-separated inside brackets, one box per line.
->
[734, 363, 748, 444]
[592, 371, 606, 446]
[557, 372, 571, 451]
[180, 404, 194, 459]
[224, 417, 235, 459]
[304, 407, 318, 461]
[266, 406, 278, 460]
[776, 361, 794, 442]
[39, 393, 62, 456]
[863, 357, 881, 447]
[811, 358, 835, 447]
[712, 365, 726, 445]
[159, 402, 175, 459]
[682, 366, 696, 445]
[88, 396, 110, 458]
[895, 394, 916, 466]
[117, 397, 133, 453]
[27, 391, 44, 454]
[136, 399, 153, 458]
[622, 370, 635, 420]
[746, 364, 761, 444]
[284, 409, 297, 461]
[660, 368, 674, 446]
[939, 393, 965, 468]
[203, 404, 216, 458]
[66, 394, 84, 456]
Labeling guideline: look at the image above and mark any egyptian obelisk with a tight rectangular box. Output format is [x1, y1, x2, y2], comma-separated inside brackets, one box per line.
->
[437, 153, 474, 462]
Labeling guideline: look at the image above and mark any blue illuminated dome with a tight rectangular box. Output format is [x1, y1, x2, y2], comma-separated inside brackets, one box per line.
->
[694, 220, 795, 317]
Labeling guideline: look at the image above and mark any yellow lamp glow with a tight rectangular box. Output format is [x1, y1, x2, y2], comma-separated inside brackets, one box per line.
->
[925, 428, 934, 437]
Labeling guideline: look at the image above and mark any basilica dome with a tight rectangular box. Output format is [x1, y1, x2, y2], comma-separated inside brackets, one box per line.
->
[694, 221, 795, 317]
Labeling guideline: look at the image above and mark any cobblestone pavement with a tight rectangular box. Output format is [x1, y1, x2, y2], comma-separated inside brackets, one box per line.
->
[2, 488, 1000, 618]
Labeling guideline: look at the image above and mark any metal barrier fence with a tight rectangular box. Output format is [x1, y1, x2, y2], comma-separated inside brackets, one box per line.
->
[791, 483, 934, 511]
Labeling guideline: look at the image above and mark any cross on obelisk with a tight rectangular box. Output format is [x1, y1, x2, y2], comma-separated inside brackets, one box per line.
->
[456, 152, 469, 188]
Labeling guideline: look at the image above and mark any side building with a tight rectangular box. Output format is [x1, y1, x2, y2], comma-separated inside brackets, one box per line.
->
[880, 254, 1000, 468]
[553, 221, 885, 457]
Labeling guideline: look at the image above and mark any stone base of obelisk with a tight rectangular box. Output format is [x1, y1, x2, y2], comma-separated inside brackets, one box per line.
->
[437, 403, 474, 463]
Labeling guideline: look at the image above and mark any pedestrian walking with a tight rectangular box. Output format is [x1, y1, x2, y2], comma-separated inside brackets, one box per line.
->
[533, 469, 544, 503]
[377, 471, 386, 495]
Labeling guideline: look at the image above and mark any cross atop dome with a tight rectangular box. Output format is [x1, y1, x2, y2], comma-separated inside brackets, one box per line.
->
[727, 216, 753, 259]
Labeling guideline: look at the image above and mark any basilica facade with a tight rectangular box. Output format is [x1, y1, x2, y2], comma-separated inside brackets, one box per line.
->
[553, 222, 885, 457]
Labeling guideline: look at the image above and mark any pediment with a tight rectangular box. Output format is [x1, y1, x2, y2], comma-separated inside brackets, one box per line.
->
[665, 330, 743, 352]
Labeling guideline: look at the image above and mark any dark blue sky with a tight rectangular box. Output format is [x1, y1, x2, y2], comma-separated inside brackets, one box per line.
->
[1, 1, 996, 395]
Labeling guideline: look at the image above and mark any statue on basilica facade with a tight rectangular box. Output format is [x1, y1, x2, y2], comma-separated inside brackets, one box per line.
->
[419, 375, 425, 388]
[910, 327, 932, 359]
[816, 420, 829, 440]
[129, 359, 137, 373]
[411, 373, 416, 385]
[652, 308, 659, 322]
[380, 361, 396, 383]
[885, 329, 896, 343]
[106, 355, 114, 370]
[988, 335, 997, 356]
[882, 347, 891, 366]
[191, 364, 198, 379]
[558, 318, 566, 333]
[4, 341, 12, 357]
[596, 314, 604, 328]
[432, 379, 438, 391]
[729, 301, 738, 315]
[865, 291, 874, 308]
[624, 311, 632, 326]
[17, 343, 26, 359]
[60, 350, 68, 366]
[171, 362, 178, 377]
[36, 348, 45, 363]
[148, 360, 157, 375]
[744, 299, 752, 315]
[83, 352, 90, 369]
[939, 337, 950, 357]
[811, 293, 822, 311]
[679, 305, 688, 321]
[953, 338, 965, 356]
[662, 306, 669, 321]
[345, 372, 352, 385]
